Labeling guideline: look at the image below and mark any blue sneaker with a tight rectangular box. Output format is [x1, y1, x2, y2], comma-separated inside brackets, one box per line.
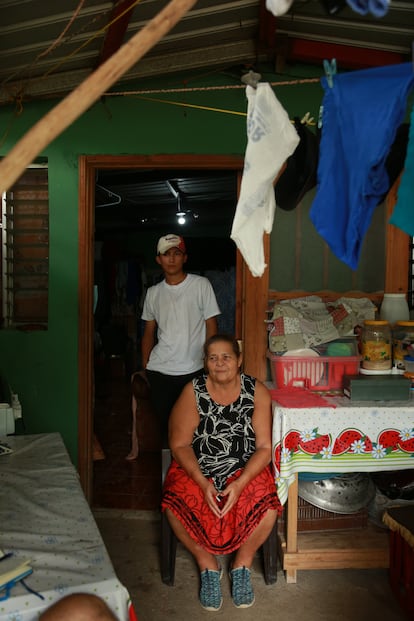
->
[199, 565, 223, 611]
[230, 566, 255, 608]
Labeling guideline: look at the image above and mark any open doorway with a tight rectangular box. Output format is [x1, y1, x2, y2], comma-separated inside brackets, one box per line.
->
[92, 167, 239, 509]
[93, 166, 240, 346]
[78, 153, 266, 502]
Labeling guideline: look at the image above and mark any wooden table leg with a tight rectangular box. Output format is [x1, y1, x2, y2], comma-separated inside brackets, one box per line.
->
[285, 473, 298, 583]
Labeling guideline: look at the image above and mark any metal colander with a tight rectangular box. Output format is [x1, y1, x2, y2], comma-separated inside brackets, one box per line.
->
[298, 473, 376, 514]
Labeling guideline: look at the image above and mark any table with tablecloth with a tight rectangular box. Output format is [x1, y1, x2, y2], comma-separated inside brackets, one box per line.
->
[272, 396, 414, 582]
[0, 433, 137, 620]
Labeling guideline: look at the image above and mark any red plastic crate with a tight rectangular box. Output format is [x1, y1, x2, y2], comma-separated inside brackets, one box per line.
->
[384, 507, 414, 620]
[267, 351, 361, 392]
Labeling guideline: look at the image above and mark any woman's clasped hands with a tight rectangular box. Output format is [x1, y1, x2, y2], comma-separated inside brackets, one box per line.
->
[203, 479, 242, 518]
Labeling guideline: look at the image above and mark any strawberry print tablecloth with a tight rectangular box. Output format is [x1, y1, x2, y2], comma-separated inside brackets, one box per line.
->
[272, 396, 414, 505]
[0, 433, 136, 621]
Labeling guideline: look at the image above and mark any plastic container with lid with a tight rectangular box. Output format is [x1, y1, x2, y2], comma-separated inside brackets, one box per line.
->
[403, 371, 414, 393]
[379, 293, 410, 325]
[393, 320, 414, 372]
[361, 320, 392, 372]
[403, 356, 414, 374]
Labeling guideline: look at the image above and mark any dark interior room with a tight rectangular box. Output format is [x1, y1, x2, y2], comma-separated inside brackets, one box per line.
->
[92, 169, 238, 510]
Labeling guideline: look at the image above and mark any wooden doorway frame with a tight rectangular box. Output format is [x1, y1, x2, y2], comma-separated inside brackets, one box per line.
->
[78, 154, 271, 500]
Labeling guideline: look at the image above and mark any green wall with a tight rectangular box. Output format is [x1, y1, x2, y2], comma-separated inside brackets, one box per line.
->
[0, 64, 388, 463]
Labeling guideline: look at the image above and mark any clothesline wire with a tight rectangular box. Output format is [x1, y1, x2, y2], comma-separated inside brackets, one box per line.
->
[101, 78, 321, 120]
[103, 76, 321, 97]
[0, 75, 319, 147]
[119, 95, 248, 117]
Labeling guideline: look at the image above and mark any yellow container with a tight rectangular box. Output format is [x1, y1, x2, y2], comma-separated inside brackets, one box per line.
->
[393, 320, 414, 371]
[361, 320, 392, 371]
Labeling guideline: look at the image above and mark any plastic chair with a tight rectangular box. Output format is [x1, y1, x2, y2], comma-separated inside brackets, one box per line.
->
[161, 448, 278, 586]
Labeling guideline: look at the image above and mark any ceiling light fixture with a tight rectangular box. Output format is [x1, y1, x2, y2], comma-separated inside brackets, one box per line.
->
[173, 189, 187, 225]
[166, 179, 179, 198]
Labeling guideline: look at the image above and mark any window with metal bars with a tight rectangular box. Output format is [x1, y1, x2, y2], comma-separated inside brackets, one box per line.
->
[1, 165, 49, 329]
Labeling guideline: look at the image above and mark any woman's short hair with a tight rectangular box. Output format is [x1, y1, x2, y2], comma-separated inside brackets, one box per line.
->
[203, 334, 241, 359]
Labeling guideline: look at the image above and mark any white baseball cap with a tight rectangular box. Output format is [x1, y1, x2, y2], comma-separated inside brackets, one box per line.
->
[157, 234, 186, 255]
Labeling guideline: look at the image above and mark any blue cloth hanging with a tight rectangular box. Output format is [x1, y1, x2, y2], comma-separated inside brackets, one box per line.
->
[346, 0, 390, 17]
[310, 62, 414, 270]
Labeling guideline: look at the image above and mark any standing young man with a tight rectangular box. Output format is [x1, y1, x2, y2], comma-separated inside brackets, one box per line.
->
[141, 233, 221, 446]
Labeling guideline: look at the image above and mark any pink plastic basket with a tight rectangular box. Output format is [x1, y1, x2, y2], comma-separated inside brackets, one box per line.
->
[267, 351, 361, 391]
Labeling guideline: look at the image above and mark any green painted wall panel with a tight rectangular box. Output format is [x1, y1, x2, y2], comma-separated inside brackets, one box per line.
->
[270, 175, 386, 293]
[0, 65, 395, 464]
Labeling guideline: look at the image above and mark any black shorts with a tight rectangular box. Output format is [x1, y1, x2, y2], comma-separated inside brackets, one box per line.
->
[145, 369, 203, 447]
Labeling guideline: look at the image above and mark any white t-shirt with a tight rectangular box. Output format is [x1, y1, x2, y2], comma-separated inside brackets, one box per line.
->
[142, 273, 221, 375]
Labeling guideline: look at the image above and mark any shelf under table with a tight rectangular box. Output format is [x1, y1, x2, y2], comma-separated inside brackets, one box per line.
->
[278, 522, 389, 583]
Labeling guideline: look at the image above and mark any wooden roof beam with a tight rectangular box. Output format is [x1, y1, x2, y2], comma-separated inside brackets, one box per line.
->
[257, 0, 277, 57]
[96, 0, 137, 67]
[286, 38, 406, 70]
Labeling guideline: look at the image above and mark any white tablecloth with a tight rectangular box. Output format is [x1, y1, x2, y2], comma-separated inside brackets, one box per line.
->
[272, 396, 414, 505]
[0, 433, 134, 621]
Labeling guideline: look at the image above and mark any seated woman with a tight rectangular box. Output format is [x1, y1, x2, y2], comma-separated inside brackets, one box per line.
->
[161, 334, 281, 611]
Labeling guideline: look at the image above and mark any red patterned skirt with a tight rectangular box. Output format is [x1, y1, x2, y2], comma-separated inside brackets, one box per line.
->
[161, 459, 282, 555]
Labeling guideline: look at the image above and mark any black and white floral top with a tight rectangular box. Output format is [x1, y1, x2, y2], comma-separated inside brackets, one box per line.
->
[192, 373, 256, 492]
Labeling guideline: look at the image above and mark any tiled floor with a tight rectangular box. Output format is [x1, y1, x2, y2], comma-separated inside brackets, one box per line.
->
[92, 364, 162, 511]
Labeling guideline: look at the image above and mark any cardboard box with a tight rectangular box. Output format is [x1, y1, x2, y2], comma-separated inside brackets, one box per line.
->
[343, 374, 411, 401]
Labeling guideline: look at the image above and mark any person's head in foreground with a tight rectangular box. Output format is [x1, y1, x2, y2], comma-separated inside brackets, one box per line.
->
[39, 593, 119, 621]
[161, 333, 282, 611]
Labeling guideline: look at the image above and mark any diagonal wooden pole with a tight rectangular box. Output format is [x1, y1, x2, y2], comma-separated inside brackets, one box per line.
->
[0, 0, 197, 193]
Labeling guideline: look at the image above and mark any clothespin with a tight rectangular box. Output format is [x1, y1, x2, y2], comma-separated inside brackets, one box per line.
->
[300, 112, 315, 126]
[317, 105, 324, 130]
[318, 59, 337, 129]
[323, 58, 337, 88]
[241, 70, 262, 89]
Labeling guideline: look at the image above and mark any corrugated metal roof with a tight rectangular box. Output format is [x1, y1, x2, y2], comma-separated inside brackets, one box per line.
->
[1, 1, 412, 233]
[1, 0, 412, 105]
[276, 1, 413, 55]
[95, 168, 238, 234]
